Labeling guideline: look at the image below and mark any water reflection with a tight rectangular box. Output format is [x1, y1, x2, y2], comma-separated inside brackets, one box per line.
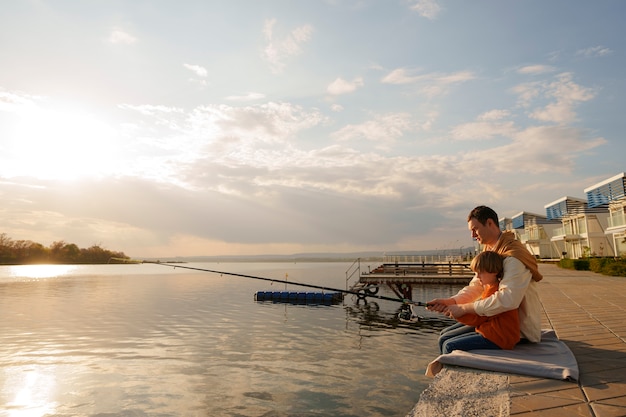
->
[6, 264, 77, 279]
[4, 365, 57, 417]
[0, 263, 463, 416]
[344, 301, 455, 333]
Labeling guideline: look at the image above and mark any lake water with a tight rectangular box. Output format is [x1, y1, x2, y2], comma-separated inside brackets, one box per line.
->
[0, 262, 461, 417]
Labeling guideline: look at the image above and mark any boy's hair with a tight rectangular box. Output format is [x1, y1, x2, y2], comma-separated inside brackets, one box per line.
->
[470, 251, 505, 279]
[467, 205, 499, 226]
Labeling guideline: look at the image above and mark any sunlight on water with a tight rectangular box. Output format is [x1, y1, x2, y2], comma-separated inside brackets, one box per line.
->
[0, 262, 460, 416]
[7, 264, 78, 279]
[4, 366, 57, 417]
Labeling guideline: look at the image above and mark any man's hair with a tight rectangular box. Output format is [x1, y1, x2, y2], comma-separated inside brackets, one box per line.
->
[470, 251, 504, 279]
[467, 205, 499, 226]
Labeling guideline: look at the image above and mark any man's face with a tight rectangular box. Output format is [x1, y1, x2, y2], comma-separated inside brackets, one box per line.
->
[468, 218, 496, 246]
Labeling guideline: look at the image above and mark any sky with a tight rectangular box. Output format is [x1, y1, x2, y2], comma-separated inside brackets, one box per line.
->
[1, 0, 625, 258]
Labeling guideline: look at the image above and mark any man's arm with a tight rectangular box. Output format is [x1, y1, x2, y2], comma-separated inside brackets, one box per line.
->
[452, 276, 483, 304]
[473, 256, 531, 316]
[427, 275, 483, 312]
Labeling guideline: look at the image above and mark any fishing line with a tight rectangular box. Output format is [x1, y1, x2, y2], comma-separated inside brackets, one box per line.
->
[111, 258, 429, 307]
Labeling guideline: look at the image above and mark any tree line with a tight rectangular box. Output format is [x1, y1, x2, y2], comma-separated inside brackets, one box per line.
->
[0, 233, 130, 264]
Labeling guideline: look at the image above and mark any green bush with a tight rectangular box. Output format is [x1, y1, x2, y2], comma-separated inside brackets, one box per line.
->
[602, 261, 626, 276]
[573, 259, 590, 270]
[558, 257, 626, 277]
[589, 257, 613, 273]
[558, 258, 589, 270]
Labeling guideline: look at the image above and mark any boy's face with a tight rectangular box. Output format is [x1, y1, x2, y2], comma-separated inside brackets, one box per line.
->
[476, 270, 499, 286]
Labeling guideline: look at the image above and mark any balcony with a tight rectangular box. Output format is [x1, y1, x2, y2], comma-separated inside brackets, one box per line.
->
[520, 229, 543, 243]
[552, 226, 582, 242]
[608, 212, 626, 229]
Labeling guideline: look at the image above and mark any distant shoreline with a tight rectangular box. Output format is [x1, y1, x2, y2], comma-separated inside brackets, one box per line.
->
[136, 248, 475, 264]
[139, 257, 385, 263]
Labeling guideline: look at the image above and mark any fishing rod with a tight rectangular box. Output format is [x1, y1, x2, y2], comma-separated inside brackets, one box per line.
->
[111, 258, 430, 307]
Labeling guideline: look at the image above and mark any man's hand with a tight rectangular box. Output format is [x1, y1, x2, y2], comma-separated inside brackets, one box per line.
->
[426, 297, 456, 313]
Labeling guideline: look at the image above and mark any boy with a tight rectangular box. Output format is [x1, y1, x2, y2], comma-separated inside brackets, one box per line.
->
[440, 251, 520, 354]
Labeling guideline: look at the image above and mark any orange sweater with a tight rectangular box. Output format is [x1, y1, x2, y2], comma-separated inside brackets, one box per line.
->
[457, 284, 520, 350]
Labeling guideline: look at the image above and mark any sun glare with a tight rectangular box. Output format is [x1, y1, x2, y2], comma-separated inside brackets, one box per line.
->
[4, 366, 58, 417]
[5, 104, 119, 180]
[8, 264, 77, 279]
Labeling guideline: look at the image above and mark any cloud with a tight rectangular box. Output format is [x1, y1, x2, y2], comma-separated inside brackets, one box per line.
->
[451, 110, 514, 142]
[262, 19, 314, 73]
[419, 111, 439, 131]
[196, 102, 325, 145]
[531, 73, 595, 124]
[19, 167, 439, 252]
[478, 109, 511, 121]
[327, 77, 364, 95]
[224, 92, 266, 101]
[517, 65, 556, 75]
[451, 118, 516, 141]
[381, 68, 475, 97]
[0, 90, 39, 112]
[576, 45, 612, 58]
[119, 103, 184, 116]
[408, 0, 442, 19]
[183, 63, 208, 78]
[381, 68, 419, 84]
[120, 100, 326, 164]
[331, 113, 414, 144]
[0, 103, 608, 257]
[511, 72, 595, 124]
[108, 28, 137, 44]
[460, 125, 606, 175]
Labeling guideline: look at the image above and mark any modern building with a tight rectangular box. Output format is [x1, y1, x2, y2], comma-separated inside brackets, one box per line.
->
[584, 172, 626, 257]
[545, 195, 614, 259]
[499, 217, 513, 232]
[511, 211, 562, 259]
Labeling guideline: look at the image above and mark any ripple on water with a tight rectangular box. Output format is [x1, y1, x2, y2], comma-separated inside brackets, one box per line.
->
[0, 263, 459, 416]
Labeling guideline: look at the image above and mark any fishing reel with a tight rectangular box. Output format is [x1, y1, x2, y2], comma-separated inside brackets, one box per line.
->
[397, 304, 420, 323]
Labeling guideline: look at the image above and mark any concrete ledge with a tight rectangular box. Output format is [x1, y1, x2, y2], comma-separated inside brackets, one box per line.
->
[407, 367, 510, 417]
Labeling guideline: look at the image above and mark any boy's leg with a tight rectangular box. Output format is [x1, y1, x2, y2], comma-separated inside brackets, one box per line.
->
[441, 331, 500, 354]
[438, 323, 475, 353]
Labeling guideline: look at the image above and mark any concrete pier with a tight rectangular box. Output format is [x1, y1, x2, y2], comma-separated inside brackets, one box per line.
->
[407, 263, 626, 417]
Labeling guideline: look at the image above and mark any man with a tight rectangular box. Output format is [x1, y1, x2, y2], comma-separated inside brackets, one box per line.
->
[428, 206, 543, 350]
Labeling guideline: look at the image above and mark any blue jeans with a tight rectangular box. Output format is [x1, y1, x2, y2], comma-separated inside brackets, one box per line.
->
[438, 322, 475, 354]
[441, 328, 501, 354]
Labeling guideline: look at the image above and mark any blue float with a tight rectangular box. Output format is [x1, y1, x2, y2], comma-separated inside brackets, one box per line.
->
[254, 291, 343, 305]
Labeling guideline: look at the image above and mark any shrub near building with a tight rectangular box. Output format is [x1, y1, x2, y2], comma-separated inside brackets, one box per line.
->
[558, 257, 626, 277]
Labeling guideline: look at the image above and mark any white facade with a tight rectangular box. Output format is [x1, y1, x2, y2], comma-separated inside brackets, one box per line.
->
[509, 211, 561, 259]
[544, 196, 614, 259]
[585, 172, 626, 257]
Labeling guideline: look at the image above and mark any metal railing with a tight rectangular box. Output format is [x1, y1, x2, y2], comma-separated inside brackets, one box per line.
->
[382, 254, 471, 263]
[345, 258, 361, 291]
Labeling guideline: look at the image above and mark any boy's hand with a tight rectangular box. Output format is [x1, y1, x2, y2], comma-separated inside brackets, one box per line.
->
[426, 297, 456, 312]
[443, 304, 465, 318]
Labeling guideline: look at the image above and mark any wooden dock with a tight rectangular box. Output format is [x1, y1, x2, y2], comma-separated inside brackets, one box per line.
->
[349, 262, 474, 300]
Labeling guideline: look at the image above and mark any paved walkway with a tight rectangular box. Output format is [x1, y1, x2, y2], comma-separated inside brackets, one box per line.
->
[510, 263, 626, 416]
[408, 263, 626, 417]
